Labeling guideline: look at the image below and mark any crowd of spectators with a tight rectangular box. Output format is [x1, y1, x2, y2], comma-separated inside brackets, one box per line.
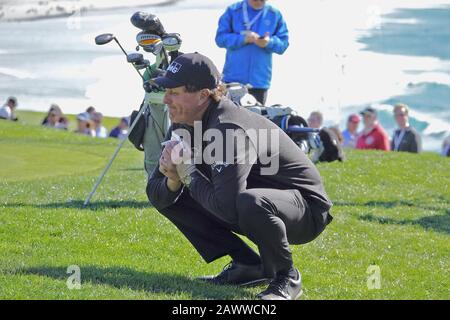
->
[307, 103, 447, 156]
[0, 97, 130, 140]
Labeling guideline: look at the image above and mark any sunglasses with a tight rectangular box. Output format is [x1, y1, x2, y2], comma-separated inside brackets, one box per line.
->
[395, 113, 407, 117]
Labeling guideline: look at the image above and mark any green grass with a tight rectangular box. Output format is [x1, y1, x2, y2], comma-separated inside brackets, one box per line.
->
[0, 116, 449, 300]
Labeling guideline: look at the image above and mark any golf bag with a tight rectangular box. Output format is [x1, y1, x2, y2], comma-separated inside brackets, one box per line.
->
[128, 11, 184, 175]
[226, 83, 344, 163]
[129, 106, 145, 151]
[271, 112, 312, 153]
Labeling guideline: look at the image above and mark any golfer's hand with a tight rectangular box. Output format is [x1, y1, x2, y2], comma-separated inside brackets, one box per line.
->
[167, 140, 193, 166]
[159, 141, 180, 182]
[245, 31, 259, 44]
[165, 140, 198, 188]
[255, 32, 270, 48]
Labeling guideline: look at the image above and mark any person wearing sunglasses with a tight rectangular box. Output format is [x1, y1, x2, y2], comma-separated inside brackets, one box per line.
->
[215, 0, 289, 105]
[391, 103, 421, 153]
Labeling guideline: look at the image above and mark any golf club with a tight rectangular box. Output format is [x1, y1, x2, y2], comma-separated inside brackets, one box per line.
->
[130, 11, 166, 36]
[127, 53, 151, 70]
[131, 11, 174, 69]
[162, 33, 182, 53]
[127, 52, 144, 63]
[95, 33, 146, 81]
[136, 32, 170, 69]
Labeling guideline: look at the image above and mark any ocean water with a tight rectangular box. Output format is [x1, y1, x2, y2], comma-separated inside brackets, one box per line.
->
[358, 5, 450, 151]
[0, 0, 236, 119]
[0, 0, 449, 152]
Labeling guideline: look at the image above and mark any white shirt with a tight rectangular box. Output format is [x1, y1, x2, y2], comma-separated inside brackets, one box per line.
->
[95, 126, 108, 138]
[118, 129, 128, 140]
[0, 105, 12, 120]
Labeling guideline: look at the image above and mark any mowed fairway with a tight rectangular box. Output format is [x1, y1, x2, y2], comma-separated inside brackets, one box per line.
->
[0, 118, 449, 300]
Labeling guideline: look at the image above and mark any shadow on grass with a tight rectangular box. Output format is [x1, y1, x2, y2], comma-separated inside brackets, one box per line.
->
[45, 200, 152, 210]
[120, 167, 146, 172]
[2, 200, 152, 211]
[335, 199, 449, 214]
[21, 265, 253, 300]
[359, 212, 450, 235]
[334, 199, 450, 235]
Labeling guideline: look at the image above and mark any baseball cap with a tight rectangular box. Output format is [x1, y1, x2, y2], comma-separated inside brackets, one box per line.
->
[121, 117, 129, 126]
[153, 52, 221, 90]
[348, 114, 360, 123]
[360, 107, 377, 116]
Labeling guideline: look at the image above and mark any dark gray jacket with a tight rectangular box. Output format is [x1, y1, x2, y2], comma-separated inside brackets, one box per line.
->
[391, 127, 422, 153]
[147, 97, 332, 225]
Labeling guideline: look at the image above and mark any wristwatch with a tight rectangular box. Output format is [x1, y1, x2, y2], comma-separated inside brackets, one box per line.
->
[180, 173, 192, 188]
[176, 163, 196, 188]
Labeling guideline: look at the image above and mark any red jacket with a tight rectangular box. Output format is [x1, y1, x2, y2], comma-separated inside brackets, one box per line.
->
[356, 124, 390, 151]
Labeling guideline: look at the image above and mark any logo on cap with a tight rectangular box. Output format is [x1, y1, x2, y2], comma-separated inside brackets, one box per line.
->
[167, 62, 182, 74]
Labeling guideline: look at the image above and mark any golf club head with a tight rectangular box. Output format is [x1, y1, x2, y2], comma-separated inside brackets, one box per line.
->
[143, 79, 163, 93]
[131, 11, 166, 36]
[95, 33, 115, 45]
[162, 33, 182, 52]
[134, 60, 150, 70]
[136, 32, 163, 55]
[127, 52, 144, 63]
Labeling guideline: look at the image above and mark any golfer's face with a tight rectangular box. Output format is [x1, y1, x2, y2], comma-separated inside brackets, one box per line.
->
[163, 86, 203, 124]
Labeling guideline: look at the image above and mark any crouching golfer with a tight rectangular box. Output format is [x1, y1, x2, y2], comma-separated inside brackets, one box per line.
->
[146, 52, 333, 300]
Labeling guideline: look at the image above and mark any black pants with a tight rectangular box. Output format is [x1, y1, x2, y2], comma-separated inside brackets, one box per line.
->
[248, 88, 268, 105]
[147, 186, 332, 277]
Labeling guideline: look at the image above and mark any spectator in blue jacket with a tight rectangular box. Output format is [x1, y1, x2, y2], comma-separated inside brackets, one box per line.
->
[215, 0, 289, 105]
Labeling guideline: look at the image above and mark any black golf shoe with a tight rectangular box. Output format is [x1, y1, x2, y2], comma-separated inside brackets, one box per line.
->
[257, 269, 303, 300]
[199, 261, 270, 287]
